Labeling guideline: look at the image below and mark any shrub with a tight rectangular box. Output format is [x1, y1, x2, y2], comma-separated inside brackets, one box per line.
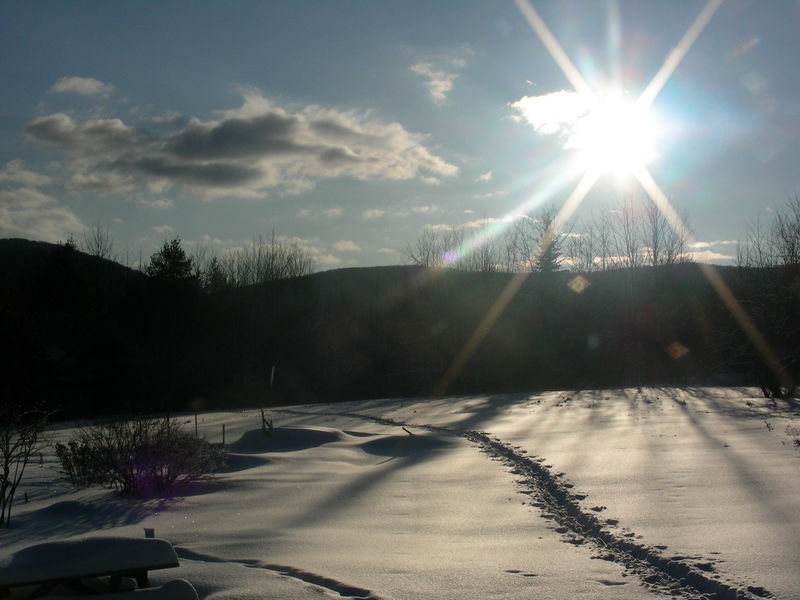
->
[1, 407, 50, 526]
[56, 417, 225, 494]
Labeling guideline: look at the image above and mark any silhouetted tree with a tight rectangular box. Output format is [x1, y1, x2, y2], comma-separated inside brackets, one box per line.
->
[1, 406, 50, 526]
[534, 207, 563, 273]
[83, 222, 115, 260]
[203, 256, 230, 293]
[735, 195, 800, 397]
[146, 238, 197, 285]
[220, 232, 313, 286]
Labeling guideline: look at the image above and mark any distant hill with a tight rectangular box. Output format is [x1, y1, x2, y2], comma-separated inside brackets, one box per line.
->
[0, 238, 143, 281]
[1, 237, 787, 418]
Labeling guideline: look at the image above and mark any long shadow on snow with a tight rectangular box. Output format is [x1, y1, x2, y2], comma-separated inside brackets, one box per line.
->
[666, 390, 800, 551]
[282, 432, 457, 530]
[0, 497, 167, 546]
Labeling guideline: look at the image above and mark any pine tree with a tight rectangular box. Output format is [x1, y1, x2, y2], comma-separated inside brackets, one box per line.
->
[146, 238, 196, 284]
[534, 208, 562, 273]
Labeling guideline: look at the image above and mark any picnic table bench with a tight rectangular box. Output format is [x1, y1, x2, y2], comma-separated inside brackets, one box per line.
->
[0, 537, 180, 599]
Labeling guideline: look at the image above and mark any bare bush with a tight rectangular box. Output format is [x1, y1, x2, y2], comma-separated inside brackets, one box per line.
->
[1, 407, 50, 526]
[56, 417, 225, 495]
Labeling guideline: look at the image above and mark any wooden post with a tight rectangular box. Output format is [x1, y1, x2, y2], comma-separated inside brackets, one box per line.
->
[194, 413, 198, 438]
[222, 424, 226, 447]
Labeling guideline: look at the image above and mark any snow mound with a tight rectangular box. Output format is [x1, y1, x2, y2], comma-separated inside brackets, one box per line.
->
[218, 454, 272, 473]
[0, 536, 178, 586]
[43, 579, 198, 600]
[343, 430, 375, 437]
[228, 426, 345, 453]
[359, 434, 454, 457]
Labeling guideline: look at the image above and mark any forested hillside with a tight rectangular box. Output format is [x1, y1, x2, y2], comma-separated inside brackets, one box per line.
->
[1, 238, 795, 419]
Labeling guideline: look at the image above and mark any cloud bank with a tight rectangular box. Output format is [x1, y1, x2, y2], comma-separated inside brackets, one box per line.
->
[25, 91, 458, 200]
[0, 160, 82, 241]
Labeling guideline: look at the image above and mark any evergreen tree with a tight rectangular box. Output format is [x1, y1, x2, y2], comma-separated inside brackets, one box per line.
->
[146, 238, 196, 284]
[534, 209, 562, 273]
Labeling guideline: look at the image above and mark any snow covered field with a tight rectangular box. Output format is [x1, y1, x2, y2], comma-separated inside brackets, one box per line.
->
[4, 387, 800, 600]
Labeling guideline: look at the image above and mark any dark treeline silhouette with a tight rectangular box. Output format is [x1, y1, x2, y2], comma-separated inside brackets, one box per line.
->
[2, 234, 797, 421]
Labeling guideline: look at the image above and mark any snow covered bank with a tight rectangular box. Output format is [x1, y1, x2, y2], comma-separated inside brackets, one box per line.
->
[3, 388, 799, 599]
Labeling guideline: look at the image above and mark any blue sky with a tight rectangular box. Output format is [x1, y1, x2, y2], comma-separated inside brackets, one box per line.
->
[1, 0, 798, 268]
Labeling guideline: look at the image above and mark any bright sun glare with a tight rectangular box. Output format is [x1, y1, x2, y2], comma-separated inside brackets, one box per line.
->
[569, 92, 659, 176]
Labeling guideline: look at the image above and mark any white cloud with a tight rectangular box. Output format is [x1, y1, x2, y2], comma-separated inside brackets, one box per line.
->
[0, 205, 82, 242]
[472, 190, 507, 199]
[183, 234, 227, 247]
[510, 90, 592, 143]
[361, 208, 386, 219]
[412, 205, 439, 214]
[688, 249, 735, 263]
[0, 186, 82, 242]
[24, 90, 457, 199]
[332, 240, 361, 252]
[377, 247, 396, 254]
[0, 160, 83, 242]
[0, 186, 55, 208]
[410, 62, 459, 105]
[690, 240, 738, 249]
[687, 240, 737, 263]
[152, 225, 175, 234]
[139, 198, 174, 210]
[316, 254, 343, 266]
[437, 216, 520, 231]
[50, 76, 114, 96]
[409, 46, 473, 106]
[476, 171, 493, 182]
[298, 206, 343, 218]
[0, 160, 53, 187]
[462, 217, 498, 228]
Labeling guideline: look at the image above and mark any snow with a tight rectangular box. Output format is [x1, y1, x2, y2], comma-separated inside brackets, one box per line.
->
[3, 387, 799, 600]
[41, 579, 198, 600]
[0, 536, 177, 586]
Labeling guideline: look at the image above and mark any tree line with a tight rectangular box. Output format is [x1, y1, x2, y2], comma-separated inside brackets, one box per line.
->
[74, 226, 313, 292]
[1, 194, 798, 425]
[403, 196, 692, 273]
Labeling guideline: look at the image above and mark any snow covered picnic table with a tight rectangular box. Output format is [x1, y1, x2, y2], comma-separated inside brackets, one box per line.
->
[0, 537, 180, 599]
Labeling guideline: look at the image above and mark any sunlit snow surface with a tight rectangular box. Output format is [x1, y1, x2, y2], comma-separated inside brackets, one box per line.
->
[5, 388, 800, 600]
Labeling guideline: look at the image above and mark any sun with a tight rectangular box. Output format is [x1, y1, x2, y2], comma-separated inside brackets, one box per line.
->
[568, 91, 660, 177]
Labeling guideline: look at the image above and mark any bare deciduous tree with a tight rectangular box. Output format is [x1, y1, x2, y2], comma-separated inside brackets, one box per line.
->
[214, 231, 313, 288]
[458, 236, 499, 272]
[82, 222, 115, 260]
[404, 229, 449, 268]
[1, 408, 50, 526]
[643, 202, 692, 267]
[734, 195, 800, 398]
[612, 196, 645, 270]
